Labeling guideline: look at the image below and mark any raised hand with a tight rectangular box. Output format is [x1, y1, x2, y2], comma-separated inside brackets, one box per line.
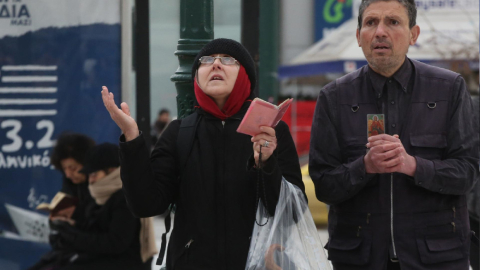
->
[252, 126, 277, 167]
[101, 86, 139, 141]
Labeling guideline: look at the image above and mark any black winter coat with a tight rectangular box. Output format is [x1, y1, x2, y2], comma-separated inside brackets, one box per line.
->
[55, 190, 149, 270]
[119, 104, 304, 270]
[60, 178, 94, 227]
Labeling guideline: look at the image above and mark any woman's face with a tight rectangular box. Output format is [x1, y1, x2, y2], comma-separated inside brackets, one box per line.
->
[196, 54, 240, 109]
[60, 158, 86, 184]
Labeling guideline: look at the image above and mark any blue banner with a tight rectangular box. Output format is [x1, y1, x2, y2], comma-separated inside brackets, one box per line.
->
[0, 1, 122, 267]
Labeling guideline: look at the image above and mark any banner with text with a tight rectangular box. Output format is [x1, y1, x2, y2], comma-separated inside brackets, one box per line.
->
[0, 0, 121, 237]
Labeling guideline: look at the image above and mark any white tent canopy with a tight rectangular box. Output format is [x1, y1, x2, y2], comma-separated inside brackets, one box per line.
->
[279, 2, 479, 78]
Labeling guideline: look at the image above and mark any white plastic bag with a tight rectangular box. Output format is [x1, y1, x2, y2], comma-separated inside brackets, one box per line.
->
[245, 178, 331, 270]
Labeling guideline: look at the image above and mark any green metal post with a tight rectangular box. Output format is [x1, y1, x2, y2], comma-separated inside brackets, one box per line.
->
[171, 0, 214, 119]
[259, 0, 279, 103]
[161, 3, 213, 268]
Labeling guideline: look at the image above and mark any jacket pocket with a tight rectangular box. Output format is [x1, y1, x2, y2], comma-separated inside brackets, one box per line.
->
[410, 100, 448, 135]
[410, 133, 447, 160]
[415, 224, 465, 264]
[326, 225, 372, 265]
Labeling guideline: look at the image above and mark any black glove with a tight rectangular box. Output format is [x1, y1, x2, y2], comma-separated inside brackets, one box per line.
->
[48, 220, 78, 249]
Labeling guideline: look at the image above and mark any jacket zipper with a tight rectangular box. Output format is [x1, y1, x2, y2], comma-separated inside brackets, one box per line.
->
[185, 239, 194, 260]
[382, 92, 397, 259]
[390, 173, 397, 258]
[221, 119, 226, 262]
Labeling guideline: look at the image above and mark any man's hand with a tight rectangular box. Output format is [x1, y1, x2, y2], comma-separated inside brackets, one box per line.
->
[49, 219, 78, 248]
[49, 206, 76, 226]
[50, 216, 76, 226]
[365, 134, 416, 176]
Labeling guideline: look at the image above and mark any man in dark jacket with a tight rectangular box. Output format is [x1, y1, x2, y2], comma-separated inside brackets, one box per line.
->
[309, 0, 479, 269]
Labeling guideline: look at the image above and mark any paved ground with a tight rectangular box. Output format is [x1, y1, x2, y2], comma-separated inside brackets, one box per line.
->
[151, 214, 329, 269]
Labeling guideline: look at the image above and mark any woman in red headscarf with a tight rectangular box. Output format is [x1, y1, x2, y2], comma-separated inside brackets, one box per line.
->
[101, 38, 304, 270]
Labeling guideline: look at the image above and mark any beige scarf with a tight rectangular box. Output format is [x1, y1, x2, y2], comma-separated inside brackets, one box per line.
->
[89, 168, 158, 262]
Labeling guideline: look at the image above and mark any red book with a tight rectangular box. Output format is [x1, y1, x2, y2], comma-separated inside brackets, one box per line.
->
[237, 98, 293, 136]
[36, 192, 78, 214]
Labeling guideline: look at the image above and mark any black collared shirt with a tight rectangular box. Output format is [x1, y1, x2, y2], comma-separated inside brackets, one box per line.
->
[368, 57, 413, 136]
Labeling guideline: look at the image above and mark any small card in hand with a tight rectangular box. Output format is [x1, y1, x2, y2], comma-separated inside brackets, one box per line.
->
[367, 114, 385, 137]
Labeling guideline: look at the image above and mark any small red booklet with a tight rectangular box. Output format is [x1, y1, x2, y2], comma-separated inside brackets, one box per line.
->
[237, 98, 293, 136]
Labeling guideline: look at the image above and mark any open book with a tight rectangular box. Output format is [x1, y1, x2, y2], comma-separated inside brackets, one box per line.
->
[36, 192, 78, 214]
[237, 98, 293, 136]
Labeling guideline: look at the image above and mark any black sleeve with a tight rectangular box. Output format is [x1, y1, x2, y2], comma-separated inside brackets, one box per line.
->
[119, 120, 181, 217]
[413, 76, 480, 194]
[247, 121, 305, 215]
[468, 95, 480, 220]
[309, 86, 376, 205]
[60, 177, 75, 195]
[66, 183, 94, 227]
[60, 194, 139, 254]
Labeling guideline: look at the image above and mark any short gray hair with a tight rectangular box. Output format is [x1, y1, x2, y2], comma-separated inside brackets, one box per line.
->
[357, 0, 417, 29]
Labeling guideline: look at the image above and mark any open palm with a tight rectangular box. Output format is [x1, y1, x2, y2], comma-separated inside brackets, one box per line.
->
[101, 86, 139, 141]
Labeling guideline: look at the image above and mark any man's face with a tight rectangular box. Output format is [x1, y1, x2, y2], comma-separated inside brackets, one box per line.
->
[60, 158, 86, 184]
[356, 1, 419, 75]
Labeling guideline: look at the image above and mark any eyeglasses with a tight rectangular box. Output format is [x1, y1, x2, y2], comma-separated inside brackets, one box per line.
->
[199, 56, 238, 65]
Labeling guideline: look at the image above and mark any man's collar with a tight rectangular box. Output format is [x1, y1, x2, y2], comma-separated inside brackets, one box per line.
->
[368, 67, 388, 97]
[368, 57, 412, 96]
[392, 57, 412, 92]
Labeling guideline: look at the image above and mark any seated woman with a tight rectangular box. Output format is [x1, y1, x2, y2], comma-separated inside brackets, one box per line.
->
[50, 133, 96, 226]
[28, 133, 96, 270]
[31, 143, 156, 270]
[101, 38, 305, 269]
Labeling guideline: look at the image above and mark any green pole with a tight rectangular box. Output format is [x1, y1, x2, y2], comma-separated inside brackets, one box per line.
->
[171, 0, 214, 119]
[160, 3, 213, 268]
[259, 0, 279, 103]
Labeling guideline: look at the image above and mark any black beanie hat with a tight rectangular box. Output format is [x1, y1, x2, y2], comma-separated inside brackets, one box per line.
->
[80, 143, 120, 174]
[192, 38, 256, 90]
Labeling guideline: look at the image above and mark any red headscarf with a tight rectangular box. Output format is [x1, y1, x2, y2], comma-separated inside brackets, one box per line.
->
[194, 65, 251, 120]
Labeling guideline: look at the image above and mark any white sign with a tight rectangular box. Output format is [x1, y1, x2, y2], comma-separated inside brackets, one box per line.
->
[0, 0, 120, 38]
